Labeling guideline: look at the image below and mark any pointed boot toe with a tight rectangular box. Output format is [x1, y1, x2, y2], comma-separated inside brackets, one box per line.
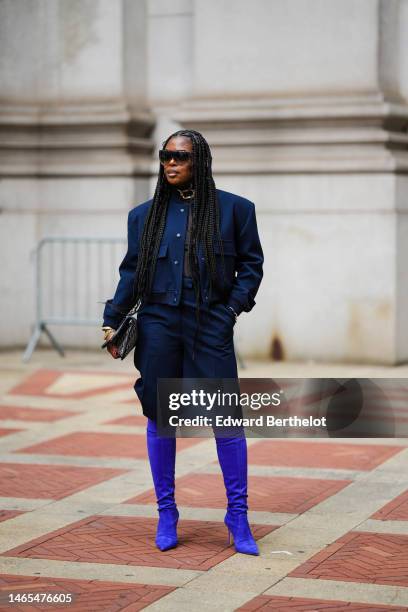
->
[155, 508, 179, 552]
[155, 534, 178, 551]
[225, 513, 260, 556]
[231, 535, 259, 556]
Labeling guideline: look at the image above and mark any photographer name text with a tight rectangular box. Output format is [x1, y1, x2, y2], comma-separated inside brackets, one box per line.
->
[168, 415, 326, 428]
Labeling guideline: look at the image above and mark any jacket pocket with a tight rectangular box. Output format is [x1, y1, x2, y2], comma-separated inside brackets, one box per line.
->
[213, 240, 236, 287]
[152, 243, 171, 293]
[157, 243, 168, 258]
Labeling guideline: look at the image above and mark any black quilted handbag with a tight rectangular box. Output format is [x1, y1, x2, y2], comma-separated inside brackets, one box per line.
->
[101, 301, 140, 360]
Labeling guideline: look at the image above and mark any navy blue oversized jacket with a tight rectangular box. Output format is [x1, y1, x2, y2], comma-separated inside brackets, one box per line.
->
[102, 187, 264, 329]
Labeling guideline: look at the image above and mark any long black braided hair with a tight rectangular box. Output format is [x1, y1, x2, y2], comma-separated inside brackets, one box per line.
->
[132, 129, 229, 358]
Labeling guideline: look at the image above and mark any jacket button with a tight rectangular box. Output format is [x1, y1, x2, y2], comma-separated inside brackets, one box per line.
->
[173, 297, 177, 302]
[180, 208, 184, 212]
[176, 233, 181, 237]
[174, 260, 179, 265]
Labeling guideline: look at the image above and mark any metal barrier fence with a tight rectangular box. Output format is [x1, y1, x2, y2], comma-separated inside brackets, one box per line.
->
[23, 237, 127, 362]
[23, 236, 246, 368]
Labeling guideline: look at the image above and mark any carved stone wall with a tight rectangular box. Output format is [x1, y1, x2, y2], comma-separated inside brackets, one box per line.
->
[1, 0, 408, 363]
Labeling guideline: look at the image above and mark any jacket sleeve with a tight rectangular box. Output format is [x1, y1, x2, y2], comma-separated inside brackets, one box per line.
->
[227, 200, 264, 316]
[102, 210, 139, 328]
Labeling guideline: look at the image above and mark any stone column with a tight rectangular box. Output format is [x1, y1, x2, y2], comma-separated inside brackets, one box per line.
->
[161, 0, 408, 364]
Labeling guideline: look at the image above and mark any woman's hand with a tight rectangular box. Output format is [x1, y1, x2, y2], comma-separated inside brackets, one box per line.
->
[107, 343, 120, 359]
[104, 329, 120, 359]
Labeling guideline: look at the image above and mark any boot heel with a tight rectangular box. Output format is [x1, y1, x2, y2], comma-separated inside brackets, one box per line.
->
[227, 528, 232, 545]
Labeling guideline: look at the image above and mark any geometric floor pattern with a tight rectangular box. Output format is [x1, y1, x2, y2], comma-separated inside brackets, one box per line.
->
[0, 404, 78, 421]
[247, 439, 404, 471]
[15, 431, 153, 459]
[289, 531, 408, 587]
[0, 574, 174, 611]
[0, 510, 24, 523]
[128, 472, 351, 513]
[16, 431, 201, 459]
[236, 594, 406, 611]
[371, 490, 408, 521]
[0, 361, 408, 611]
[0, 463, 126, 500]
[3, 515, 276, 571]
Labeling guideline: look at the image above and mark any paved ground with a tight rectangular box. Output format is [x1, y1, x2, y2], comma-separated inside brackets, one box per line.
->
[0, 349, 407, 611]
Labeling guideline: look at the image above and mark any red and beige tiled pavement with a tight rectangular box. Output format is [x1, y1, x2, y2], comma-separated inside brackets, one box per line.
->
[0, 351, 408, 611]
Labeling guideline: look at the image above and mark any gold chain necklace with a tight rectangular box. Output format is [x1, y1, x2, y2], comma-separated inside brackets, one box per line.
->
[177, 186, 195, 200]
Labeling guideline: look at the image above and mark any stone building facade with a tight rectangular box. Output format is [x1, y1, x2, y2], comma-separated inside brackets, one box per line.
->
[1, 0, 408, 364]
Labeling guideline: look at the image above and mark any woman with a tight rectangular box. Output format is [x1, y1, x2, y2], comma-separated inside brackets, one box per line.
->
[102, 129, 264, 555]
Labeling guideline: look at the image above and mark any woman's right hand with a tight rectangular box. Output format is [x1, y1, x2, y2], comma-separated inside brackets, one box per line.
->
[107, 343, 120, 359]
[105, 330, 120, 359]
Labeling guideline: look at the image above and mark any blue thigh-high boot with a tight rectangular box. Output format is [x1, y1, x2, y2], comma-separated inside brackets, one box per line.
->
[215, 432, 259, 555]
[146, 418, 179, 551]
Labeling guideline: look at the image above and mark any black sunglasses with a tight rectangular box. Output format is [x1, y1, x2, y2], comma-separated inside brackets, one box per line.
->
[159, 149, 192, 164]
